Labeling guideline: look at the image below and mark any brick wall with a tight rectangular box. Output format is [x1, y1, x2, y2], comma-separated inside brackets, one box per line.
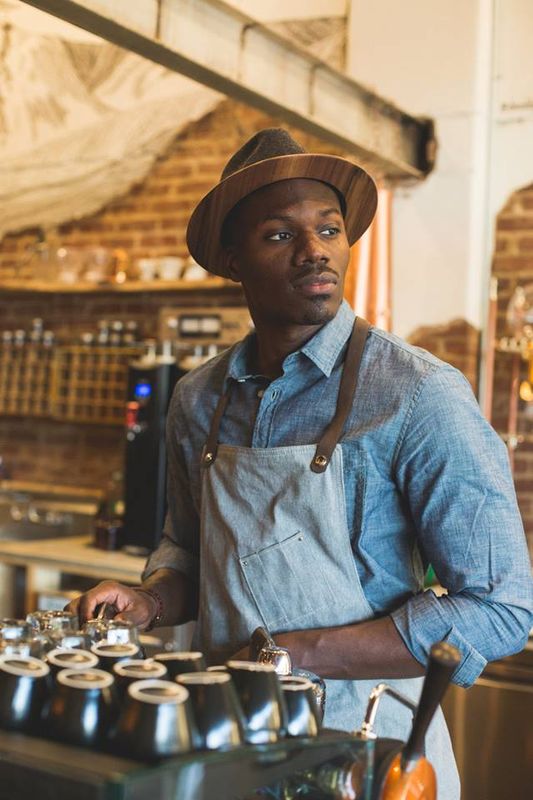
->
[0, 100, 343, 282]
[407, 319, 480, 394]
[405, 184, 533, 556]
[491, 184, 533, 553]
[0, 99, 343, 491]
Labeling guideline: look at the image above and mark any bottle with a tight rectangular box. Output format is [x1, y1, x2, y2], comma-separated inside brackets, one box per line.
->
[93, 471, 125, 551]
[110, 320, 124, 347]
[96, 320, 110, 347]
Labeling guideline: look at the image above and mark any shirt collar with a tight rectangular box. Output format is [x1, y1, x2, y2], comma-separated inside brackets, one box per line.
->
[300, 300, 355, 377]
[226, 332, 260, 382]
[226, 300, 356, 381]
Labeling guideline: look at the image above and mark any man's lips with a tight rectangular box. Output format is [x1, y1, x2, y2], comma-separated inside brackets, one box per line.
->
[293, 273, 338, 295]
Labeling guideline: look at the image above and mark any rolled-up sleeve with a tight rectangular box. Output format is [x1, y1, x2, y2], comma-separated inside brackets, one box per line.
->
[390, 366, 533, 687]
[142, 388, 200, 600]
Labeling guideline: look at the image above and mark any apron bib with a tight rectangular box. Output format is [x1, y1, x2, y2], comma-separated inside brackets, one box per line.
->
[194, 318, 459, 799]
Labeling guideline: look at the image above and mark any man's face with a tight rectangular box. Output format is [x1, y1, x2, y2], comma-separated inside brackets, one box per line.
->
[224, 178, 351, 327]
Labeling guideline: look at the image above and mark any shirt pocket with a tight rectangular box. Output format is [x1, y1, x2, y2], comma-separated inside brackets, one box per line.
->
[238, 530, 337, 631]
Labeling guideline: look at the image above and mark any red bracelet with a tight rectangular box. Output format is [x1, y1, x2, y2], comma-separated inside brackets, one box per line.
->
[136, 587, 163, 631]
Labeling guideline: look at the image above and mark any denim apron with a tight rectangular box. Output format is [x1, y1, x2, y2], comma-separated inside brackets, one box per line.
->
[194, 318, 459, 799]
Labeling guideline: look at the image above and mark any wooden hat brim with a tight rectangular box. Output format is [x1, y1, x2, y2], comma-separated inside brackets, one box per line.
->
[186, 153, 378, 279]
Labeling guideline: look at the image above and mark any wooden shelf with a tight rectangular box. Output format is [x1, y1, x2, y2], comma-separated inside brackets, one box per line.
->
[0, 278, 237, 294]
[0, 480, 103, 500]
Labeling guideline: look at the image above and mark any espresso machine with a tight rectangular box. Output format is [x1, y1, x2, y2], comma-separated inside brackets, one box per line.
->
[123, 306, 252, 552]
[0, 637, 461, 800]
[123, 343, 183, 552]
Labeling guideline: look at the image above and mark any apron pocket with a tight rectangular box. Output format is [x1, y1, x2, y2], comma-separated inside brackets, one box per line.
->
[238, 531, 336, 631]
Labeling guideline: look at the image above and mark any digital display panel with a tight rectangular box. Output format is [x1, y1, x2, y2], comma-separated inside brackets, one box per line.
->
[134, 380, 152, 399]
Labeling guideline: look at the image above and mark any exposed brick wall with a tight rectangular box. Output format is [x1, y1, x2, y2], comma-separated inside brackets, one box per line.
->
[406, 184, 533, 557]
[407, 319, 480, 394]
[491, 185, 533, 554]
[0, 99, 344, 491]
[0, 100, 343, 281]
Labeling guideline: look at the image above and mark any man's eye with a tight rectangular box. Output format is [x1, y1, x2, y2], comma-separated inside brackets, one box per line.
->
[321, 226, 340, 236]
[268, 231, 292, 241]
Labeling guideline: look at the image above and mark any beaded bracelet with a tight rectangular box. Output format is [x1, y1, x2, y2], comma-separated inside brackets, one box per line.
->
[136, 587, 164, 631]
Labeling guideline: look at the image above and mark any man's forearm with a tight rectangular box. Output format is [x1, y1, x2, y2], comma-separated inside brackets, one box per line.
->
[142, 568, 197, 627]
[273, 616, 425, 680]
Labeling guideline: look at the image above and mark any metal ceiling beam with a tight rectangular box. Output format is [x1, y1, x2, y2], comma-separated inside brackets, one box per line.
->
[21, 0, 436, 180]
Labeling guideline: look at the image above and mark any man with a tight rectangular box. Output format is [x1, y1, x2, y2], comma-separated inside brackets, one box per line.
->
[70, 129, 533, 798]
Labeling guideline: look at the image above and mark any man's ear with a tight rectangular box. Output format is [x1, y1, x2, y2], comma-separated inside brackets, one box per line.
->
[222, 247, 241, 283]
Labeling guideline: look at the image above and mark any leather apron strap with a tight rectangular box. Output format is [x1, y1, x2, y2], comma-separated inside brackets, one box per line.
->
[311, 316, 370, 473]
[202, 316, 370, 472]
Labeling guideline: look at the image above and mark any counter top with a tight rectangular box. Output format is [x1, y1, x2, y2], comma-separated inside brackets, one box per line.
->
[0, 534, 146, 584]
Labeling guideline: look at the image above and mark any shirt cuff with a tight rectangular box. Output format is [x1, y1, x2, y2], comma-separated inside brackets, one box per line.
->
[390, 591, 488, 688]
[142, 535, 199, 584]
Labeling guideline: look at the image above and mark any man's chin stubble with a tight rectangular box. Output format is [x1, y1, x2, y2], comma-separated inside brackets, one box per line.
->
[297, 294, 339, 325]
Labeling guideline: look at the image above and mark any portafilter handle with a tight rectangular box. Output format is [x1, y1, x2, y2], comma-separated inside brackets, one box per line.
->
[401, 641, 461, 770]
[251, 626, 292, 675]
[250, 627, 325, 720]
[249, 626, 276, 661]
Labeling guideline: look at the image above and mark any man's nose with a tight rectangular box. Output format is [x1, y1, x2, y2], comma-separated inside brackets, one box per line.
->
[294, 231, 329, 265]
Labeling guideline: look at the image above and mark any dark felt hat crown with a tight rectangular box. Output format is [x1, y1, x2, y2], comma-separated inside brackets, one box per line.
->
[186, 128, 378, 278]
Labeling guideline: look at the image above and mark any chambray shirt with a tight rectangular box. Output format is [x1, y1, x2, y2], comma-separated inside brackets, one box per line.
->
[144, 301, 533, 687]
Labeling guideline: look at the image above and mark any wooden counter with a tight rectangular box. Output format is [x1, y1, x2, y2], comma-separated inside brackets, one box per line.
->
[0, 535, 146, 613]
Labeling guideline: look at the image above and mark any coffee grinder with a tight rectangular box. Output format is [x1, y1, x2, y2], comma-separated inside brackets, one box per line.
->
[123, 343, 183, 552]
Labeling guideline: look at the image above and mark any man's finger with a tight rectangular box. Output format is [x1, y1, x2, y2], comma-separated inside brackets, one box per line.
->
[77, 583, 127, 623]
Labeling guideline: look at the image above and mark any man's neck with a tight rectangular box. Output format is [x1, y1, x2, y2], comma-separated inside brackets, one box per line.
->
[252, 321, 323, 378]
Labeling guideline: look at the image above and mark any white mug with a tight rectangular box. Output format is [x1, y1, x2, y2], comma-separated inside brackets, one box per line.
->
[137, 258, 157, 281]
[158, 257, 184, 281]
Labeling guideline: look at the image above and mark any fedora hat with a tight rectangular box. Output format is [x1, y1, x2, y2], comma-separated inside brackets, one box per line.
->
[186, 128, 378, 279]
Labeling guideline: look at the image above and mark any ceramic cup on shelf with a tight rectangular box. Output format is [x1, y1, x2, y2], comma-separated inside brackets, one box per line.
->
[181, 257, 209, 281]
[136, 258, 158, 282]
[158, 256, 184, 281]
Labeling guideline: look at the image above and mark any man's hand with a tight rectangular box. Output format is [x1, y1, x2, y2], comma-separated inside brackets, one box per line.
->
[65, 580, 157, 630]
